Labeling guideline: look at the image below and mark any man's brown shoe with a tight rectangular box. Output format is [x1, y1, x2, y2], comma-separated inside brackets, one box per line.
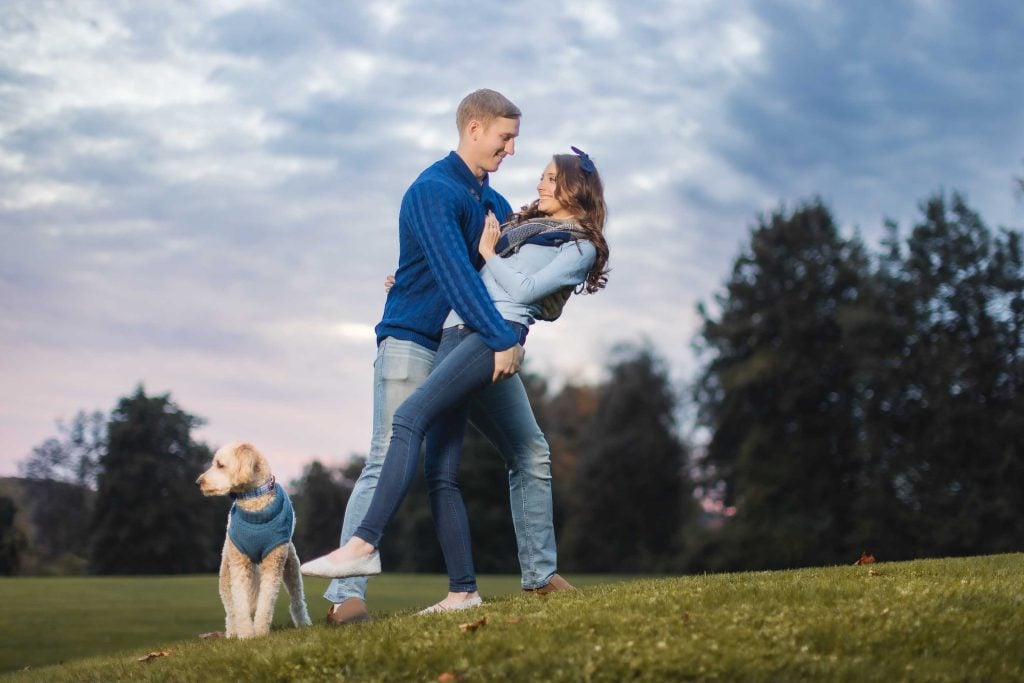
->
[525, 574, 575, 595]
[326, 597, 373, 625]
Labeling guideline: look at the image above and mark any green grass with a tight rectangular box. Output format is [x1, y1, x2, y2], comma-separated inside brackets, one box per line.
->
[0, 572, 622, 675]
[3, 555, 1023, 681]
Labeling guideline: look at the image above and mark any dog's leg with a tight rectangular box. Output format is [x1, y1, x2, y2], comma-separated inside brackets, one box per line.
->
[252, 544, 288, 637]
[226, 542, 256, 639]
[283, 543, 312, 627]
[219, 539, 236, 638]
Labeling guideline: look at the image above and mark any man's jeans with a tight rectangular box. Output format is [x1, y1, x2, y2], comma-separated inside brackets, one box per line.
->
[323, 336, 556, 603]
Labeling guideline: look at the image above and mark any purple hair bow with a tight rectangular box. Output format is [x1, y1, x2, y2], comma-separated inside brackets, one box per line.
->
[571, 146, 595, 174]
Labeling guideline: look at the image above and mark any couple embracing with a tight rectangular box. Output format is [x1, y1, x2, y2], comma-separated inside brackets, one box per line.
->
[301, 88, 610, 620]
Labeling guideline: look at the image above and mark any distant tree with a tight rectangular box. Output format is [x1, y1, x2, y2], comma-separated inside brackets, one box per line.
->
[694, 200, 871, 570]
[89, 386, 219, 574]
[9, 479, 94, 574]
[0, 495, 27, 575]
[17, 411, 105, 572]
[291, 459, 356, 560]
[854, 194, 1024, 557]
[20, 410, 105, 489]
[532, 378, 600, 550]
[561, 345, 694, 572]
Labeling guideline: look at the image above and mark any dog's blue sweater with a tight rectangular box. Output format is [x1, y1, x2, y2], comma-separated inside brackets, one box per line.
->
[228, 484, 295, 562]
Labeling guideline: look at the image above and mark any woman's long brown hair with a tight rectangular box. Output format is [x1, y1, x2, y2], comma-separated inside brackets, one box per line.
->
[511, 154, 609, 294]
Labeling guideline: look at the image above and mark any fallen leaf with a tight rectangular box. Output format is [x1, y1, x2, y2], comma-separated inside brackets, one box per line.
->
[505, 617, 522, 625]
[681, 611, 691, 623]
[137, 650, 172, 663]
[438, 673, 458, 683]
[854, 551, 876, 565]
[198, 631, 224, 640]
[458, 616, 488, 632]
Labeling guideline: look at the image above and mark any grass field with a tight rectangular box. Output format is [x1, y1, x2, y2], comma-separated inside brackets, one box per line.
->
[2, 554, 1022, 681]
[0, 572, 624, 674]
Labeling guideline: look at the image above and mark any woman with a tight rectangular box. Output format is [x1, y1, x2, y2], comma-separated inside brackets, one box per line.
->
[302, 148, 609, 612]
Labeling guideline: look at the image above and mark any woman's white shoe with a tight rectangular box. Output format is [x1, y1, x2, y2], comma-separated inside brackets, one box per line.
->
[416, 596, 483, 615]
[300, 550, 381, 578]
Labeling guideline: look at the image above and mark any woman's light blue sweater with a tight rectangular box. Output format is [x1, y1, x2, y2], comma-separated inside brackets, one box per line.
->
[445, 240, 597, 329]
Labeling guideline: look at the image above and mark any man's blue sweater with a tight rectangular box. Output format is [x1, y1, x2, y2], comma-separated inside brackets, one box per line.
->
[375, 152, 519, 352]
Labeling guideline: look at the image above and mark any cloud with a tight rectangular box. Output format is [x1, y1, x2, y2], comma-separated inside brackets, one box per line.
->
[1, 0, 1021, 483]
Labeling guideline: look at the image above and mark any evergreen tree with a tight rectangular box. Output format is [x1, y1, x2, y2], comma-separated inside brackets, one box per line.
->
[860, 194, 1024, 557]
[695, 200, 870, 570]
[561, 345, 693, 572]
[89, 386, 218, 574]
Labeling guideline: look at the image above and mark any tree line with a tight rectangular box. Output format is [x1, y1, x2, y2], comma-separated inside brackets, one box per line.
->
[1, 189, 1021, 576]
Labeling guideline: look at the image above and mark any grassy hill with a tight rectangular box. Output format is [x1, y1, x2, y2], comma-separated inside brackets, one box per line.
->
[3, 553, 1021, 681]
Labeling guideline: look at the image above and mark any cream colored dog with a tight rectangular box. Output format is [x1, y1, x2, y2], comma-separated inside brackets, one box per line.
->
[196, 441, 311, 638]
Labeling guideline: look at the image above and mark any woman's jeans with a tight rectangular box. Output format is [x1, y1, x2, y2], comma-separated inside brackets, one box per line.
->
[323, 334, 556, 600]
[353, 324, 529, 592]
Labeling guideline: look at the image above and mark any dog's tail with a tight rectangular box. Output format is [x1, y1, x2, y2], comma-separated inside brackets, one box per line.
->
[284, 544, 313, 627]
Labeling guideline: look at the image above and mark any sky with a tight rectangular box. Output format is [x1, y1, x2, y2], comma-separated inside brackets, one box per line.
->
[2, 0, 1022, 485]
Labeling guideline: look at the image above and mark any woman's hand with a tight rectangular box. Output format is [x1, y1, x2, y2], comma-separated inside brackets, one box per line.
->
[384, 274, 395, 292]
[478, 211, 500, 260]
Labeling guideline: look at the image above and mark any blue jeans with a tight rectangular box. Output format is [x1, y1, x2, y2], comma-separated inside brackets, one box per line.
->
[323, 336, 556, 602]
[355, 324, 517, 591]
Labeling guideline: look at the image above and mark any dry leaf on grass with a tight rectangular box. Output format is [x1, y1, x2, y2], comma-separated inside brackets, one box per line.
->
[459, 616, 488, 632]
[854, 551, 876, 565]
[198, 631, 224, 640]
[438, 673, 461, 683]
[137, 650, 172, 663]
[505, 617, 522, 625]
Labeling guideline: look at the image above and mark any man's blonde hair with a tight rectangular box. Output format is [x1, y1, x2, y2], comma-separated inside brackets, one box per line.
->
[456, 89, 521, 132]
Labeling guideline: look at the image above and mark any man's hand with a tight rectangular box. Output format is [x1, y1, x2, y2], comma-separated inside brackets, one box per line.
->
[492, 343, 525, 383]
[384, 274, 395, 292]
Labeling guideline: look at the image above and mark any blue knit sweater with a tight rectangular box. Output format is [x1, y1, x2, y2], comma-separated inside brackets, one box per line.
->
[374, 152, 518, 351]
[227, 484, 295, 563]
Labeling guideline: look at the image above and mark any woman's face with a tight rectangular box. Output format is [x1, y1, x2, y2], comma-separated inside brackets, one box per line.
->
[536, 161, 573, 219]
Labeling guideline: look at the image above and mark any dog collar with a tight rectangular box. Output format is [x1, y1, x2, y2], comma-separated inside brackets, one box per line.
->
[232, 476, 276, 500]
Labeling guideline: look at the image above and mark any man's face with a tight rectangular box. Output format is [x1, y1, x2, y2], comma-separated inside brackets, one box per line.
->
[471, 116, 519, 174]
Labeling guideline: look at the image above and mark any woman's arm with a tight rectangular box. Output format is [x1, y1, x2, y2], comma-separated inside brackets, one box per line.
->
[484, 241, 597, 305]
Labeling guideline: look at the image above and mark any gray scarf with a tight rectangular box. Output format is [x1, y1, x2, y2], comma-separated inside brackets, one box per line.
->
[495, 218, 589, 257]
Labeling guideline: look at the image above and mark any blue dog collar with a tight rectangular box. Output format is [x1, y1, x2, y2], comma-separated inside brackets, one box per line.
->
[231, 476, 276, 500]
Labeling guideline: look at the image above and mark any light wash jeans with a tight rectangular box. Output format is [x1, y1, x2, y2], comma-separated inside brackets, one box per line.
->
[323, 336, 556, 604]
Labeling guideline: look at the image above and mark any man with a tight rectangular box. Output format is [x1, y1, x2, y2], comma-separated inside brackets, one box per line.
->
[323, 89, 572, 624]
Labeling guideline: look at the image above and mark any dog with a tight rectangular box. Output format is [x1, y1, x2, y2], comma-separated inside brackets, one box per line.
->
[196, 441, 312, 638]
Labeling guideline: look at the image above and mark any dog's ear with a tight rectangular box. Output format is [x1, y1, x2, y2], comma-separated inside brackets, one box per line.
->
[231, 442, 259, 485]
